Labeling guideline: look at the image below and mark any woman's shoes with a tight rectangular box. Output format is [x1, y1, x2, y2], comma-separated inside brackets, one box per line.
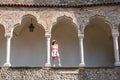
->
[58, 64, 62, 67]
[53, 64, 62, 67]
[53, 64, 56, 67]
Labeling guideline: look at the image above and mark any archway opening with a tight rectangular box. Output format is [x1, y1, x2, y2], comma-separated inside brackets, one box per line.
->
[84, 16, 114, 66]
[0, 25, 5, 66]
[11, 14, 46, 66]
[51, 16, 79, 67]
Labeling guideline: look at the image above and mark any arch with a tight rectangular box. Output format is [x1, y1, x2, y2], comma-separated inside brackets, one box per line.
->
[51, 16, 79, 67]
[83, 15, 112, 33]
[0, 24, 5, 66]
[14, 14, 45, 35]
[11, 14, 46, 66]
[51, 15, 78, 34]
[14, 14, 37, 28]
[84, 15, 114, 66]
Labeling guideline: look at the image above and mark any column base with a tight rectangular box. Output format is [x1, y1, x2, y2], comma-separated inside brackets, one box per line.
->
[79, 63, 85, 67]
[45, 63, 51, 67]
[115, 62, 120, 66]
[3, 62, 11, 67]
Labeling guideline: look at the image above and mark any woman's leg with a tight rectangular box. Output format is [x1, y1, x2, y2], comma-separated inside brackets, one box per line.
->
[57, 56, 60, 64]
[57, 56, 61, 66]
[52, 57, 55, 66]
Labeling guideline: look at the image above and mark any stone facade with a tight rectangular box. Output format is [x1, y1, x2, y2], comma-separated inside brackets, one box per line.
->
[0, 1, 119, 80]
[0, 3, 119, 67]
[0, 5, 119, 35]
[0, 67, 119, 80]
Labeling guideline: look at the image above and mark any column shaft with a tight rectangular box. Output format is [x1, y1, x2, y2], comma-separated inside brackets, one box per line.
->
[45, 34, 51, 67]
[79, 34, 85, 67]
[4, 36, 11, 66]
[113, 34, 120, 66]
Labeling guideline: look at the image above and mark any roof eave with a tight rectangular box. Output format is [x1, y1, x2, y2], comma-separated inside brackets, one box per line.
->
[0, 2, 119, 8]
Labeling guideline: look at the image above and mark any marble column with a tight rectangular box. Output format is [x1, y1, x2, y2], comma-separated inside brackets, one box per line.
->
[45, 33, 51, 67]
[4, 34, 12, 66]
[112, 32, 120, 66]
[78, 33, 85, 67]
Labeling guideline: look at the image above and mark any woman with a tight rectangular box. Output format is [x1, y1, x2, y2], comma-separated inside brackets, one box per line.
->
[51, 40, 61, 67]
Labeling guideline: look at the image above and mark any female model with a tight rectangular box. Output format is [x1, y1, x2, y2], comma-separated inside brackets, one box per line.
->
[51, 40, 61, 67]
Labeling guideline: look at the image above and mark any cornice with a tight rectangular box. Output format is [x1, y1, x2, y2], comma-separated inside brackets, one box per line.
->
[0, 2, 119, 8]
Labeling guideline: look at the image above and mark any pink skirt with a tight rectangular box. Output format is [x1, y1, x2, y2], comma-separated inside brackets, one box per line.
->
[51, 50, 59, 57]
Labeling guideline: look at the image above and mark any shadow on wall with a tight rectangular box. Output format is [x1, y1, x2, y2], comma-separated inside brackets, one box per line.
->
[83, 16, 114, 66]
[0, 25, 6, 66]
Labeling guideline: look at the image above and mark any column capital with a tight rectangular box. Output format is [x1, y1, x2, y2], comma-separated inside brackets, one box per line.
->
[112, 32, 119, 37]
[78, 33, 84, 38]
[112, 28, 119, 37]
[45, 33, 51, 38]
[5, 32, 13, 38]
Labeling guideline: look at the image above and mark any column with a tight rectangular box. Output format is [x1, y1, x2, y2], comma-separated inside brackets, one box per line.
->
[45, 33, 51, 67]
[78, 33, 85, 67]
[4, 34, 12, 66]
[112, 32, 120, 66]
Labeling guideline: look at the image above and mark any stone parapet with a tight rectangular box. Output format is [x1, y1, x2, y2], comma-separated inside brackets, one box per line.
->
[0, 67, 120, 80]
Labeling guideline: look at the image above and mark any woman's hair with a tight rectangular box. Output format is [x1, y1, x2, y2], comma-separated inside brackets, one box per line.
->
[52, 40, 57, 45]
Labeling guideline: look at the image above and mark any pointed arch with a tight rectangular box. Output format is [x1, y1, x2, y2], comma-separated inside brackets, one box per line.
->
[84, 15, 114, 66]
[13, 14, 45, 36]
[51, 15, 78, 34]
[11, 14, 46, 66]
[51, 15, 79, 67]
[84, 15, 112, 34]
